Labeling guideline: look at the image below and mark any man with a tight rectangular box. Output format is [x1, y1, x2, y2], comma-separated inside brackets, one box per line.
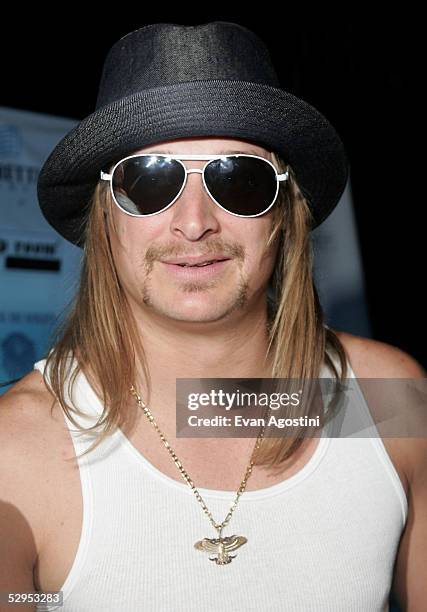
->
[1, 22, 426, 612]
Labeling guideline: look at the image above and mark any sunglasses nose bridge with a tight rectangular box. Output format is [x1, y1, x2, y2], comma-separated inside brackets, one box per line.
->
[185, 168, 204, 175]
[180, 167, 214, 201]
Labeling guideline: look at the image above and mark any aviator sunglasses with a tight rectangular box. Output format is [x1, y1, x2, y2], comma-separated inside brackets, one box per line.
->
[100, 153, 289, 218]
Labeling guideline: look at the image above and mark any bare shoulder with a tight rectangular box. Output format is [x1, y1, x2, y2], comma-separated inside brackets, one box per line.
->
[332, 328, 427, 487]
[0, 369, 70, 590]
[330, 336, 427, 612]
[0, 367, 75, 485]
[0, 369, 68, 441]
[332, 329, 427, 378]
[0, 365, 69, 482]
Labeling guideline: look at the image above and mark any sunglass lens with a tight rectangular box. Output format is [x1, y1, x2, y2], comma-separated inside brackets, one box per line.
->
[112, 156, 184, 215]
[204, 156, 277, 215]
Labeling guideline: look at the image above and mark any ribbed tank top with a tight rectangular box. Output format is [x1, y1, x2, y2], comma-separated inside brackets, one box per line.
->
[32, 352, 407, 612]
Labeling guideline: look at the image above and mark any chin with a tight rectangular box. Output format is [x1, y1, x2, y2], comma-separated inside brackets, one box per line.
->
[166, 305, 225, 322]
[151, 299, 237, 324]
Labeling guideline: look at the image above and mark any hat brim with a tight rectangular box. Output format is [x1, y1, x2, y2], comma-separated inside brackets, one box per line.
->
[37, 80, 349, 247]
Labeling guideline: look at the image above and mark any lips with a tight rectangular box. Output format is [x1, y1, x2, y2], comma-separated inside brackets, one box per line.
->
[175, 260, 223, 267]
[161, 257, 231, 279]
[162, 256, 230, 267]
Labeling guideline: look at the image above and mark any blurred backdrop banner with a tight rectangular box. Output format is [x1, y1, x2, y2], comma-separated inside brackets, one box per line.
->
[0, 106, 371, 394]
[0, 107, 81, 391]
[312, 175, 372, 337]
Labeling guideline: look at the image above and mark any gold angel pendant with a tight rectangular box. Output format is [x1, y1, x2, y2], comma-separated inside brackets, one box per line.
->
[194, 535, 248, 565]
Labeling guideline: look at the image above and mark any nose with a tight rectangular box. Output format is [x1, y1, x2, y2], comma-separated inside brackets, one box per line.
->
[169, 166, 221, 241]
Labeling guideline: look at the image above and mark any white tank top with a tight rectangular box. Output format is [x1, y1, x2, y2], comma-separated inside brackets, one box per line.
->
[33, 352, 407, 612]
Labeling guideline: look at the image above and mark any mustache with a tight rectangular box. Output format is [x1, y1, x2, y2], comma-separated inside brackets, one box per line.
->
[144, 241, 245, 266]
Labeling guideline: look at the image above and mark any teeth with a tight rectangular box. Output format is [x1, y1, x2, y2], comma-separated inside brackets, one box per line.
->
[178, 261, 216, 267]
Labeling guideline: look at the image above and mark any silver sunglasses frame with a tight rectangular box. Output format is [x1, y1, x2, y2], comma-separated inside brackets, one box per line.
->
[100, 153, 289, 218]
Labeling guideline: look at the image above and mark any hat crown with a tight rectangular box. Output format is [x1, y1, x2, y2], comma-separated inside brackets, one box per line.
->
[37, 20, 349, 246]
[95, 21, 281, 109]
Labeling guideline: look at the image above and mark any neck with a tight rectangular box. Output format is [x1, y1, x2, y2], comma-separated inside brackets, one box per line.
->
[131, 296, 274, 419]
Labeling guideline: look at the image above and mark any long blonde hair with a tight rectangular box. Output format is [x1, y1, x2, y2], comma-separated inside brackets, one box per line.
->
[43, 151, 348, 465]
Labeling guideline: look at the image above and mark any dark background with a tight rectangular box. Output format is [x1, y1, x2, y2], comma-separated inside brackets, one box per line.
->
[1, 11, 424, 375]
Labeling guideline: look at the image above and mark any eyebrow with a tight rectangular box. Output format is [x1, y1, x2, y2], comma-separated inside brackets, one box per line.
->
[220, 149, 262, 155]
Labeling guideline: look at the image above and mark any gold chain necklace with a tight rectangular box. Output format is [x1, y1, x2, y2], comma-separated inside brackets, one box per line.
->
[130, 384, 270, 565]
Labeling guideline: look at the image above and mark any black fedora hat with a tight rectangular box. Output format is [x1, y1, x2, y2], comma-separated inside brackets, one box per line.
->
[37, 21, 349, 247]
